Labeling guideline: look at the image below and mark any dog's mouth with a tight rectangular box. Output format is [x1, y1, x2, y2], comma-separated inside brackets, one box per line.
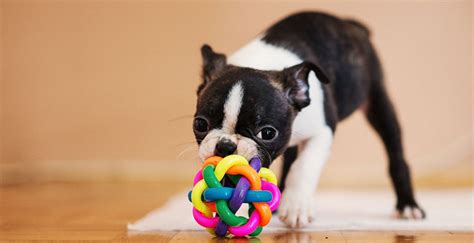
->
[197, 130, 277, 168]
[199, 145, 273, 168]
[255, 146, 273, 168]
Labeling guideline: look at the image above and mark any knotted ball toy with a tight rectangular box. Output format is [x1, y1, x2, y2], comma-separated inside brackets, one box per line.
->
[188, 155, 281, 237]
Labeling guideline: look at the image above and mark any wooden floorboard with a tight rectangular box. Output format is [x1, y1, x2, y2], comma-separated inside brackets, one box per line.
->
[0, 182, 471, 242]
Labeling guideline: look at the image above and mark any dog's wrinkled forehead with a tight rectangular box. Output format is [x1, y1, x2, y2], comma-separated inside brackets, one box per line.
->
[196, 69, 287, 133]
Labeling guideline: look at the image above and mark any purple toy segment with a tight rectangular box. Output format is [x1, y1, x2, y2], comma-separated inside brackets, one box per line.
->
[228, 157, 262, 211]
[228, 183, 246, 212]
[225, 157, 262, 236]
[215, 221, 228, 236]
[215, 157, 262, 237]
[250, 157, 263, 171]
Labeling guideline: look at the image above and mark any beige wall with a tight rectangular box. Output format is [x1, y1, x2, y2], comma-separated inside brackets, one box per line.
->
[1, 1, 472, 186]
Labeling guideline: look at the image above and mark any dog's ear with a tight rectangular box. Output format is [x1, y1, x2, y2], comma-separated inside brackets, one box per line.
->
[280, 61, 330, 111]
[198, 44, 227, 94]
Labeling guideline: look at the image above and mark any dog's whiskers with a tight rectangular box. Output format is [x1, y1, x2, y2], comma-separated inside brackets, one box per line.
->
[175, 141, 198, 147]
[177, 144, 199, 159]
[168, 114, 194, 122]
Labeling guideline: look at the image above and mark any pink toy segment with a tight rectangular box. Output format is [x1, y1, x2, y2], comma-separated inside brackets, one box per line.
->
[228, 210, 260, 236]
[262, 181, 281, 211]
[192, 207, 219, 228]
[193, 170, 203, 185]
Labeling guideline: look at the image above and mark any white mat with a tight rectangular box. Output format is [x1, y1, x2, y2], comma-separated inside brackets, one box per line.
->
[128, 189, 473, 232]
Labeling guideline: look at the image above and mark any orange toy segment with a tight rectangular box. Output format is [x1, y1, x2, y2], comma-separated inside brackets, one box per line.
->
[226, 165, 261, 190]
[202, 156, 222, 169]
[205, 202, 217, 212]
[253, 202, 272, 226]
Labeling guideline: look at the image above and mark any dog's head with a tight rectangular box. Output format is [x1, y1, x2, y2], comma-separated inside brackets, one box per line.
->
[193, 44, 329, 167]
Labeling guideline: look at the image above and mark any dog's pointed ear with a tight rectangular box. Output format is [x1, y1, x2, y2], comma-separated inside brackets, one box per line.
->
[198, 44, 227, 94]
[281, 61, 330, 111]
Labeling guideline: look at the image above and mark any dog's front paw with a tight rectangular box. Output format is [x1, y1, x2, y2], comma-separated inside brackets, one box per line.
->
[278, 189, 315, 228]
[394, 201, 426, 220]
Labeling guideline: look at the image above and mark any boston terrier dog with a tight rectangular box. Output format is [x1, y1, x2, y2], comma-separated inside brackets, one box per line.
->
[192, 12, 425, 228]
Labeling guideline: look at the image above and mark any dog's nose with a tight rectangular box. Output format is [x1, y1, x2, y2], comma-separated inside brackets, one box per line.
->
[214, 139, 237, 157]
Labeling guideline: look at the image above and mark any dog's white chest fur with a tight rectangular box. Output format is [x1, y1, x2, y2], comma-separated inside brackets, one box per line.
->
[228, 37, 328, 145]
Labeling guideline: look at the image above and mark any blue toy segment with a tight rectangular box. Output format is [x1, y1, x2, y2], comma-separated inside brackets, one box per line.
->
[187, 188, 272, 203]
[205, 188, 272, 203]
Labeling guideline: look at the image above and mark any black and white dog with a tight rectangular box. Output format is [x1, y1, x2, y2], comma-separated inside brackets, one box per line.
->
[192, 12, 425, 228]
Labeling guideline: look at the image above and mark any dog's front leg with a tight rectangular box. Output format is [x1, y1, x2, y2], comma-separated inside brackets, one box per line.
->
[278, 126, 333, 228]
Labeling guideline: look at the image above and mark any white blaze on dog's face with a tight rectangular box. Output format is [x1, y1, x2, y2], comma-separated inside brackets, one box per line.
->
[196, 82, 259, 161]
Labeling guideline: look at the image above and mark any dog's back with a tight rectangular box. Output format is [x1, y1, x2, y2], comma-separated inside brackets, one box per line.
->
[261, 12, 382, 120]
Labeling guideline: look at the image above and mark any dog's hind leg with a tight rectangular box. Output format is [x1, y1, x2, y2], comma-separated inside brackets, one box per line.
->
[364, 66, 425, 219]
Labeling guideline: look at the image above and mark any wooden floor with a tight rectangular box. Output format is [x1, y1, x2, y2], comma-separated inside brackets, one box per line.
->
[0, 182, 471, 242]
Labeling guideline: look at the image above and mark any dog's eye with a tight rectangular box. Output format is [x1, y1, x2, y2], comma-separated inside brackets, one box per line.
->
[256, 126, 278, 141]
[193, 117, 209, 133]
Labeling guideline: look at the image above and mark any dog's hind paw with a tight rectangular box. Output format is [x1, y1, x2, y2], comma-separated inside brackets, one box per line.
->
[394, 203, 426, 220]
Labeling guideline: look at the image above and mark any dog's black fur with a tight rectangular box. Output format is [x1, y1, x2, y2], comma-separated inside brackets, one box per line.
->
[264, 12, 423, 216]
[195, 11, 425, 218]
